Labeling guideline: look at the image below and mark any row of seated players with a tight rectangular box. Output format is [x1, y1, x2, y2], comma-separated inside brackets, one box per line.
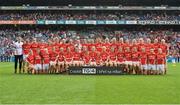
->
[23, 38, 168, 75]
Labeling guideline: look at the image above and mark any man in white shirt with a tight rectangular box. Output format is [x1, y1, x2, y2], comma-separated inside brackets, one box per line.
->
[13, 37, 23, 73]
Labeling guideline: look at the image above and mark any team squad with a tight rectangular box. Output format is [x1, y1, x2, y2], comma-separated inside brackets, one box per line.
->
[19, 37, 168, 75]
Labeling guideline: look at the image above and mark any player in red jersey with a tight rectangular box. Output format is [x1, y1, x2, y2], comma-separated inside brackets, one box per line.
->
[159, 39, 168, 74]
[88, 39, 96, 51]
[153, 39, 160, 54]
[64, 47, 73, 70]
[124, 47, 132, 74]
[49, 47, 58, 73]
[96, 52, 103, 66]
[117, 38, 124, 50]
[73, 48, 83, 67]
[108, 47, 117, 67]
[123, 39, 131, 52]
[22, 39, 32, 73]
[116, 47, 125, 70]
[100, 46, 109, 66]
[31, 38, 39, 55]
[138, 38, 146, 52]
[95, 38, 102, 52]
[39, 40, 48, 56]
[41, 49, 50, 74]
[159, 39, 168, 55]
[34, 49, 42, 74]
[131, 47, 140, 74]
[89, 46, 98, 66]
[145, 38, 153, 54]
[57, 48, 65, 73]
[156, 48, 166, 75]
[101, 38, 110, 52]
[26, 50, 35, 74]
[82, 50, 91, 66]
[131, 39, 139, 52]
[110, 38, 118, 51]
[66, 39, 75, 52]
[140, 48, 148, 75]
[148, 49, 157, 75]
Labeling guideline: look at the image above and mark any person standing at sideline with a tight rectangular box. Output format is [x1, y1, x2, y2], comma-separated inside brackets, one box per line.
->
[13, 37, 23, 73]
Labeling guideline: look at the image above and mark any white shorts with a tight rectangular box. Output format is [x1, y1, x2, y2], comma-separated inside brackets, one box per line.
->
[50, 61, 56, 65]
[90, 62, 96, 66]
[43, 64, 49, 70]
[65, 61, 72, 65]
[124, 61, 132, 65]
[73, 61, 80, 64]
[58, 61, 64, 65]
[117, 61, 124, 64]
[141, 64, 148, 70]
[148, 64, 156, 70]
[156, 64, 165, 71]
[35, 64, 42, 70]
[132, 61, 140, 66]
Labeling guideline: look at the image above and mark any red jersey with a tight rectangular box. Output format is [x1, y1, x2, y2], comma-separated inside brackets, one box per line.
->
[64, 52, 73, 62]
[156, 53, 166, 64]
[109, 52, 116, 61]
[47, 45, 53, 54]
[88, 44, 96, 51]
[89, 51, 97, 62]
[117, 52, 124, 62]
[95, 43, 102, 52]
[124, 52, 132, 61]
[110, 43, 117, 50]
[27, 55, 34, 64]
[131, 44, 138, 51]
[49, 51, 58, 61]
[148, 53, 156, 64]
[101, 51, 109, 62]
[153, 43, 160, 54]
[66, 43, 75, 52]
[138, 43, 146, 52]
[39, 43, 48, 49]
[117, 43, 124, 50]
[73, 52, 82, 61]
[102, 43, 110, 52]
[82, 53, 91, 64]
[42, 54, 50, 64]
[123, 43, 131, 51]
[34, 54, 42, 64]
[31, 42, 39, 54]
[22, 43, 31, 55]
[140, 52, 148, 65]
[159, 44, 168, 54]
[131, 52, 139, 61]
[96, 56, 102, 65]
[58, 52, 65, 62]
[53, 43, 60, 52]
[145, 43, 153, 53]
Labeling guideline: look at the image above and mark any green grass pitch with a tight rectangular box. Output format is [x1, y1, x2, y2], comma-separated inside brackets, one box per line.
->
[0, 62, 180, 104]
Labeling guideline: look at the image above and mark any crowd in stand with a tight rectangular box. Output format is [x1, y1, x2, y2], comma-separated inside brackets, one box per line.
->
[0, 26, 180, 63]
[0, 11, 179, 20]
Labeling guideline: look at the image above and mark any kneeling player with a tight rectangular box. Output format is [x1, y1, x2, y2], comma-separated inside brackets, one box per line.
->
[64, 47, 73, 70]
[100, 47, 109, 66]
[26, 50, 35, 74]
[156, 48, 166, 74]
[89, 46, 98, 66]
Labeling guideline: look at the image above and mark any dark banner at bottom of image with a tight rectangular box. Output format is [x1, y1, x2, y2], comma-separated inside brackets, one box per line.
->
[68, 66, 126, 75]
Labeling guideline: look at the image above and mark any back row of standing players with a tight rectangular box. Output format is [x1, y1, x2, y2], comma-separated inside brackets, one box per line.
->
[22, 37, 168, 75]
